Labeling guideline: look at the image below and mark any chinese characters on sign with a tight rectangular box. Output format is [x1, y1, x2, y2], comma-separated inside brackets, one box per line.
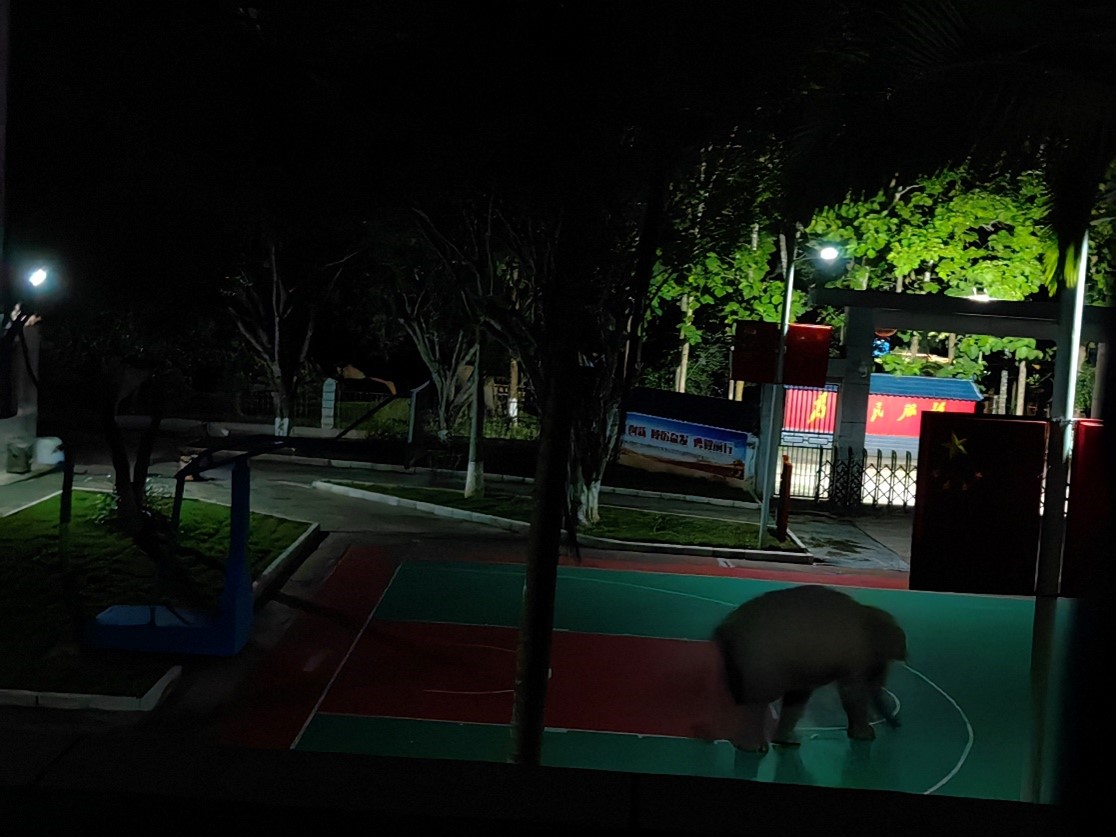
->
[619, 412, 756, 486]
[784, 389, 975, 437]
[865, 396, 965, 436]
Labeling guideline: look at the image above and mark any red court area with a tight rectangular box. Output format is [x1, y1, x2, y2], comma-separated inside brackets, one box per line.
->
[316, 620, 740, 740]
[223, 546, 901, 751]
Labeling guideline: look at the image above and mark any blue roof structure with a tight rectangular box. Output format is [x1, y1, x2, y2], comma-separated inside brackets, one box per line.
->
[868, 374, 983, 402]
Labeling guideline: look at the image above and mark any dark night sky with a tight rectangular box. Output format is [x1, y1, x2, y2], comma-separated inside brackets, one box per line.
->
[4, 1, 845, 312]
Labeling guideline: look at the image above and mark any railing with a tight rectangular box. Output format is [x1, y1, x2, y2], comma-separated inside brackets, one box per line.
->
[778, 444, 919, 511]
[237, 388, 321, 423]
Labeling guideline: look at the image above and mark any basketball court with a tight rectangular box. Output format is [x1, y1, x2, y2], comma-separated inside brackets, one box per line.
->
[223, 546, 1067, 803]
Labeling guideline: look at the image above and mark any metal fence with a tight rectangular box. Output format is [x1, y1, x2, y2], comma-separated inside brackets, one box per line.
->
[238, 387, 321, 423]
[239, 378, 398, 429]
[778, 444, 919, 511]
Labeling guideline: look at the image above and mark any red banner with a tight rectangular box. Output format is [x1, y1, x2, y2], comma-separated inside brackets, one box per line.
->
[784, 389, 838, 433]
[865, 395, 976, 437]
[783, 390, 976, 436]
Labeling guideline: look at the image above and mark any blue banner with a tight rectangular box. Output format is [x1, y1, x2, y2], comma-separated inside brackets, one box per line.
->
[619, 412, 756, 488]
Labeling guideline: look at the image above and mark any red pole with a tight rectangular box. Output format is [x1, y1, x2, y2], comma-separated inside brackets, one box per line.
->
[775, 454, 792, 542]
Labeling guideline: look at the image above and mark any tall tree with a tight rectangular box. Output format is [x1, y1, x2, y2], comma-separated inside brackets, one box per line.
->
[224, 236, 359, 435]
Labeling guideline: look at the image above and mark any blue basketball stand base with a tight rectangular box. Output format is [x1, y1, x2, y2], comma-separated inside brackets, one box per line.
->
[82, 459, 256, 657]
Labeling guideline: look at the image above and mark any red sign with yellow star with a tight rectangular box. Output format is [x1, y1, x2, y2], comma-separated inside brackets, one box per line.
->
[909, 412, 1048, 596]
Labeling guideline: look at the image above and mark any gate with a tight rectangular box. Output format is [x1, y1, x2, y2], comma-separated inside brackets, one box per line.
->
[778, 444, 918, 511]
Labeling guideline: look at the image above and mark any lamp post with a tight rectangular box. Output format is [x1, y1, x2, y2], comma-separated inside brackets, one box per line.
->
[756, 238, 838, 549]
[1025, 231, 1089, 804]
[1, 266, 49, 420]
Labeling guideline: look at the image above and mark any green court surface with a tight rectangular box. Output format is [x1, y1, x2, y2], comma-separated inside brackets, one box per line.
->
[292, 560, 1069, 803]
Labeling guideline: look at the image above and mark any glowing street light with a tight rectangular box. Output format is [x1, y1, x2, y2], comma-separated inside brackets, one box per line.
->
[2, 266, 54, 419]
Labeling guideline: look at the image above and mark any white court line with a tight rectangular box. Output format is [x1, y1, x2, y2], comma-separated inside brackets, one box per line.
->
[420, 641, 516, 695]
[378, 563, 975, 795]
[544, 572, 973, 796]
[799, 688, 902, 734]
[903, 662, 975, 795]
[290, 562, 403, 750]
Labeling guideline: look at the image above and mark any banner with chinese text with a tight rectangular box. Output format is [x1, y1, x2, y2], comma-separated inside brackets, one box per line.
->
[783, 389, 976, 437]
[618, 412, 756, 489]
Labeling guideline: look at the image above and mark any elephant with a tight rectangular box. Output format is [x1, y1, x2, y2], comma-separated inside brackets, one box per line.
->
[713, 584, 906, 751]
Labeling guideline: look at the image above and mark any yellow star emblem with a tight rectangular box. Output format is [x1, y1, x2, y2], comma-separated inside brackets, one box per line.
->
[942, 432, 968, 460]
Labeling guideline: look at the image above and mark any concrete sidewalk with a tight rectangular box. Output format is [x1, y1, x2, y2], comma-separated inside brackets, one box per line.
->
[2, 455, 912, 572]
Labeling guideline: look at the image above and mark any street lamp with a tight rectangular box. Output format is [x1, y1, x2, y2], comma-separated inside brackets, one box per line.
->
[756, 238, 839, 549]
[1, 267, 50, 419]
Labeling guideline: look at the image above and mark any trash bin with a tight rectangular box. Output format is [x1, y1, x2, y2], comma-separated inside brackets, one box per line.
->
[6, 441, 31, 474]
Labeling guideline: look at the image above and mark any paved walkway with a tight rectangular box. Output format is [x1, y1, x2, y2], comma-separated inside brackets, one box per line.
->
[4, 456, 910, 570]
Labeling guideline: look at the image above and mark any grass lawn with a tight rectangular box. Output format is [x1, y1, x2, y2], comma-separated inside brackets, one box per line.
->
[0, 490, 310, 695]
[335, 482, 801, 553]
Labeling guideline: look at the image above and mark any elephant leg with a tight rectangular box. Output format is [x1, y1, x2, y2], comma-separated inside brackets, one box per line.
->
[838, 679, 874, 740]
[729, 702, 774, 753]
[772, 689, 812, 747]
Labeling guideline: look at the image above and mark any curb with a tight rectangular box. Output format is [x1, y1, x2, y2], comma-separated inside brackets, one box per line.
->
[313, 481, 530, 535]
[0, 666, 182, 712]
[312, 480, 812, 565]
[253, 521, 324, 601]
[180, 447, 759, 509]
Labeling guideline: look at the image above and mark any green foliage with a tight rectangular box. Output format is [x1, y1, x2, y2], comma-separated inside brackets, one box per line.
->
[875, 351, 984, 380]
[447, 408, 541, 441]
[336, 398, 412, 439]
[0, 491, 309, 693]
[956, 335, 1046, 363]
[92, 481, 175, 528]
[1076, 362, 1096, 415]
[875, 333, 1046, 380]
[807, 168, 1054, 299]
[649, 231, 785, 342]
[647, 161, 1115, 397]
